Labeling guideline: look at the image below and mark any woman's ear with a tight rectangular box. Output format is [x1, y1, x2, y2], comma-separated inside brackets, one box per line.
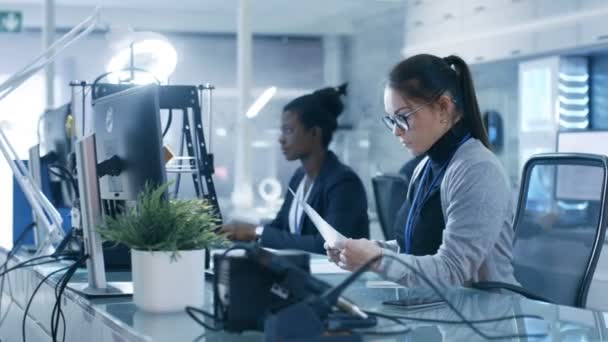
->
[312, 126, 322, 138]
[438, 95, 456, 123]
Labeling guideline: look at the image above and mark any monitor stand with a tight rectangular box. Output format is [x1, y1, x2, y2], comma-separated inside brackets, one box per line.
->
[67, 281, 133, 298]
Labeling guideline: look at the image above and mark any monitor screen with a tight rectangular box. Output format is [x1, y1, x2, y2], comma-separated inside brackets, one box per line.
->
[92, 84, 166, 201]
[556, 131, 607, 201]
[40, 103, 75, 207]
[41, 103, 72, 166]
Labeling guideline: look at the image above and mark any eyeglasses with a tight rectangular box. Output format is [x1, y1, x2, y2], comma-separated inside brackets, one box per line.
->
[381, 96, 457, 132]
[381, 103, 428, 132]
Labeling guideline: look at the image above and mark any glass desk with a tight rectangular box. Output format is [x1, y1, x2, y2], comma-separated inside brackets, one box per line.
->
[1, 249, 606, 341]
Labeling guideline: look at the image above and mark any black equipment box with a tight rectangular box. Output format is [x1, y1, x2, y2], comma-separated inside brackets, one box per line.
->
[213, 249, 310, 332]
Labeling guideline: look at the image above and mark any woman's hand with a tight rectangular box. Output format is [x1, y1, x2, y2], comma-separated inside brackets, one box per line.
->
[325, 242, 341, 264]
[217, 222, 256, 241]
[325, 239, 383, 272]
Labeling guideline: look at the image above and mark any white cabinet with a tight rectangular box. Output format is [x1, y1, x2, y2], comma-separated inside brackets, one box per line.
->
[405, 0, 463, 26]
[463, 0, 512, 16]
[580, 16, 608, 46]
[580, 0, 607, 10]
[402, 0, 608, 65]
[404, 0, 463, 45]
[537, 0, 580, 17]
[459, 33, 534, 64]
[461, 0, 535, 34]
[535, 24, 579, 53]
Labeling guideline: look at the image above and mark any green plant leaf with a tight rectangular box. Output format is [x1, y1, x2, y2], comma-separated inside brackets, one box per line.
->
[97, 182, 227, 253]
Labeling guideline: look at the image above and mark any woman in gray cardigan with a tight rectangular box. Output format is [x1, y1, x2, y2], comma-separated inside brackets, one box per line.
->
[327, 54, 518, 288]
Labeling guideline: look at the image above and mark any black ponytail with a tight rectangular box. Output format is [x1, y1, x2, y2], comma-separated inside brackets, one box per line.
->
[283, 83, 348, 148]
[388, 54, 489, 148]
[443, 55, 489, 148]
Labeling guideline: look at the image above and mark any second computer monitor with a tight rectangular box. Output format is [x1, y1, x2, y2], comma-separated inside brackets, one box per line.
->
[92, 84, 166, 201]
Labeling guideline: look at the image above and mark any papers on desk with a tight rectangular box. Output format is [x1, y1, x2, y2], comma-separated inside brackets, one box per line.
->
[365, 280, 404, 288]
[288, 188, 346, 248]
[310, 258, 349, 274]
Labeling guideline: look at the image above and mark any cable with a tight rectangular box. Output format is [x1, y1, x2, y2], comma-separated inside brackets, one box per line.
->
[340, 254, 548, 340]
[21, 264, 73, 342]
[162, 109, 173, 138]
[173, 125, 186, 198]
[365, 310, 544, 325]
[48, 164, 79, 199]
[0, 255, 75, 278]
[90, 67, 160, 93]
[185, 246, 249, 331]
[0, 223, 37, 320]
[185, 306, 224, 332]
[50, 255, 87, 342]
[355, 312, 410, 336]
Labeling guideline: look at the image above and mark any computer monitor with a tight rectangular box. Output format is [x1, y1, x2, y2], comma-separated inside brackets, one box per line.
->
[40, 103, 75, 208]
[92, 84, 166, 201]
[556, 131, 607, 201]
[41, 103, 72, 166]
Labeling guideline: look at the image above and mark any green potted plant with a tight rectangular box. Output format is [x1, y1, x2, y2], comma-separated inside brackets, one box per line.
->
[98, 183, 224, 313]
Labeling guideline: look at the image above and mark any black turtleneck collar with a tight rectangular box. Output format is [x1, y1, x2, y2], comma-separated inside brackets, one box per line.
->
[427, 120, 471, 169]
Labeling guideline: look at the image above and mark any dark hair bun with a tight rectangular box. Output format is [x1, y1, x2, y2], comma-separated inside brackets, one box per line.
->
[313, 83, 348, 119]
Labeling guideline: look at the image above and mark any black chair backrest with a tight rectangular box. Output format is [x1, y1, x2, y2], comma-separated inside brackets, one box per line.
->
[513, 153, 608, 307]
[372, 173, 409, 240]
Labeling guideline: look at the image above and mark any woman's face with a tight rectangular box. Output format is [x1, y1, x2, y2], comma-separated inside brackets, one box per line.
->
[383, 87, 450, 156]
[278, 110, 316, 161]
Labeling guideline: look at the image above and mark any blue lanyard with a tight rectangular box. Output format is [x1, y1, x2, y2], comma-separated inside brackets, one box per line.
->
[403, 134, 471, 254]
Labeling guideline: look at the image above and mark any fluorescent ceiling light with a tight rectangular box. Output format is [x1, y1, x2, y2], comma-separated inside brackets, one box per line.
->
[558, 95, 589, 106]
[559, 73, 589, 82]
[558, 84, 589, 94]
[246, 86, 277, 118]
[558, 107, 589, 117]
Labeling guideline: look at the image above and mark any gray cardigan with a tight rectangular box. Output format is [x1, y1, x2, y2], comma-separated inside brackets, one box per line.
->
[376, 138, 518, 287]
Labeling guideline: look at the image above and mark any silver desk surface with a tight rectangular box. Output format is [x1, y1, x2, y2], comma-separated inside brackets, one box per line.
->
[1, 249, 606, 342]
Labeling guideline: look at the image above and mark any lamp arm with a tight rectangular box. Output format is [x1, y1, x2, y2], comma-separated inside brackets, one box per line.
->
[0, 6, 101, 256]
[0, 6, 100, 102]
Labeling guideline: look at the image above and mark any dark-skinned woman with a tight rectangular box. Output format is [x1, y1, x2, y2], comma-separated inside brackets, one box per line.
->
[220, 84, 369, 254]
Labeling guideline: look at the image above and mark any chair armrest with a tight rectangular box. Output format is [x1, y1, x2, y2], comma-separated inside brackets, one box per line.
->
[472, 281, 555, 304]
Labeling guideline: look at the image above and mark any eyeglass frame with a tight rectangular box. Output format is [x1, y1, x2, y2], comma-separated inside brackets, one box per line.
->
[381, 94, 457, 132]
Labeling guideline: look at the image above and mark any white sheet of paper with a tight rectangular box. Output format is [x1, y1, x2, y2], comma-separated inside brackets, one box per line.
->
[310, 258, 349, 274]
[289, 188, 346, 248]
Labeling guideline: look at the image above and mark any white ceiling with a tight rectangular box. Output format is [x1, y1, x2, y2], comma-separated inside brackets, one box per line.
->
[0, 0, 407, 35]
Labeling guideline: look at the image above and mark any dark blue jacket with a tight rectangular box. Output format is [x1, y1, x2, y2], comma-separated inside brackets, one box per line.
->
[260, 151, 369, 254]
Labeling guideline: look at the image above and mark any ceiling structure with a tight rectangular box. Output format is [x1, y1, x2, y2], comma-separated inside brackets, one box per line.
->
[0, 0, 407, 35]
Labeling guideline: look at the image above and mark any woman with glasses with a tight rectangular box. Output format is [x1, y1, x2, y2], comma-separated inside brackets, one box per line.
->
[220, 84, 370, 254]
[327, 54, 518, 287]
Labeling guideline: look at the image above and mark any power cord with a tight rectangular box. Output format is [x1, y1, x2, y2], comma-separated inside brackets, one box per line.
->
[0, 256, 75, 278]
[0, 223, 37, 323]
[343, 254, 548, 340]
[48, 163, 79, 199]
[162, 109, 173, 138]
[185, 306, 223, 332]
[351, 313, 410, 336]
[185, 246, 249, 332]
[21, 262, 75, 342]
[50, 254, 87, 342]
[366, 310, 544, 325]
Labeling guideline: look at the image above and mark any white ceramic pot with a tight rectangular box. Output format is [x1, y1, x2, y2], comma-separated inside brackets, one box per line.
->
[131, 249, 205, 313]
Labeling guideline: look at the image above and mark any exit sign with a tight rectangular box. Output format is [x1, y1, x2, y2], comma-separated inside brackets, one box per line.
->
[0, 11, 22, 33]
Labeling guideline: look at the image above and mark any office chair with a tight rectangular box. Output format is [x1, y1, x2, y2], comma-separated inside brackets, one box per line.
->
[473, 153, 608, 308]
[372, 173, 409, 240]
